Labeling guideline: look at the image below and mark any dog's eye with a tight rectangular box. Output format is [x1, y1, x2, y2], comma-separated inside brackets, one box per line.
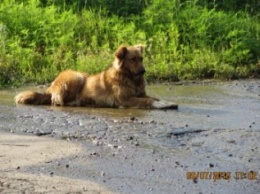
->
[131, 57, 143, 62]
[131, 58, 136, 62]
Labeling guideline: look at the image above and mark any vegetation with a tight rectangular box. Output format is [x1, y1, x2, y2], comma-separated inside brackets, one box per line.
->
[0, 0, 259, 87]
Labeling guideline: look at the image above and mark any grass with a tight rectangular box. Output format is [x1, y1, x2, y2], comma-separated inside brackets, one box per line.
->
[0, 0, 259, 88]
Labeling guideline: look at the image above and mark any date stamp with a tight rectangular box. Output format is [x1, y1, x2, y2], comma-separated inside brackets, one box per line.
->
[186, 171, 257, 181]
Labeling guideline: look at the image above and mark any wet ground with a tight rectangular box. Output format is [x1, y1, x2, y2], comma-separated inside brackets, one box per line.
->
[0, 80, 260, 194]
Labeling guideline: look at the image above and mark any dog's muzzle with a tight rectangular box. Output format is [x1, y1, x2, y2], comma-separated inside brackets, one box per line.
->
[138, 69, 146, 75]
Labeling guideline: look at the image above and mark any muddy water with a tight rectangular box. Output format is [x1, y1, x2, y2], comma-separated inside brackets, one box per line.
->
[2, 81, 258, 119]
[0, 81, 260, 150]
[0, 80, 260, 194]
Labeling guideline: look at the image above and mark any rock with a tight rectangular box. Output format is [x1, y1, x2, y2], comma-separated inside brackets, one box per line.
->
[149, 120, 156, 124]
[191, 141, 204, 147]
[90, 152, 98, 156]
[93, 123, 108, 132]
[227, 140, 236, 144]
[130, 117, 135, 121]
[21, 129, 28, 133]
[107, 144, 122, 149]
[126, 136, 134, 141]
[35, 131, 52, 136]
[92, 139, 103, 146]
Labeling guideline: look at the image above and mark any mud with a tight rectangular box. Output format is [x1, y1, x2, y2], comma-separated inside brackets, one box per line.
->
[0, 80, 260, 194]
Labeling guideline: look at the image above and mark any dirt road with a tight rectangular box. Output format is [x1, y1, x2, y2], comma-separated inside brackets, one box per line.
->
[0, 80, 259, 193]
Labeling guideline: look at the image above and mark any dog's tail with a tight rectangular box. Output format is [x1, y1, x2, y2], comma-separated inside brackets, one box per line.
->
[15, 91, 51, 105]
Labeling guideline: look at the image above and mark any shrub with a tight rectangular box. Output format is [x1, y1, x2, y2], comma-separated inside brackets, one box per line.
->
[0, 0, 259, 87]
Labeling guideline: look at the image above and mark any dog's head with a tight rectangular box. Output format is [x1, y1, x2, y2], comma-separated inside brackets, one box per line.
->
[113, 44, 146, 76]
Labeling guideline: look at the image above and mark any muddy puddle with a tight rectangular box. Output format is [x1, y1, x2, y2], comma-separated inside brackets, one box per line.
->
[1, 81, 260, 150]
[1, 80, 259, 126]
[0, 80, 260, 194]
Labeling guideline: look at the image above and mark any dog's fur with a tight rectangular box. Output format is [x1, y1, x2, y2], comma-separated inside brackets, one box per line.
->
[15, 45, 178, 109]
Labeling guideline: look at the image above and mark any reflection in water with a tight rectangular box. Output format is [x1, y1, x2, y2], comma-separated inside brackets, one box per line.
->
[49, 105, 148, 119]
[0, 89, 17, 106]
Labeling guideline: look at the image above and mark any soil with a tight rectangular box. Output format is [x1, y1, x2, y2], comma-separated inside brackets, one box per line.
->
[0, 80, 260, 194]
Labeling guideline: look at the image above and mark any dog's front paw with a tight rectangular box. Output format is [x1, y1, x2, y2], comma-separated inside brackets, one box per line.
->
[51, 93, 63, 106]
[152, 100, 178, 109]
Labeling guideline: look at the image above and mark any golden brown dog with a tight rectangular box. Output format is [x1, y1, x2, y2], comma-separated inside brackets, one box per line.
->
[15, 45, 178, 109]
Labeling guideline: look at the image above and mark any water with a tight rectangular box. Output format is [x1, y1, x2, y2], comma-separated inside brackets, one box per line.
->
[1, 81, 259, 127]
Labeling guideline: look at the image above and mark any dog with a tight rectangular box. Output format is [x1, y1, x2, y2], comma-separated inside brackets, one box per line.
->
[15, 45, 178, 109]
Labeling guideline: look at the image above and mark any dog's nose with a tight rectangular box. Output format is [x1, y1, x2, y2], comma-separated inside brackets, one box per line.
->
[139, 69, 146, 75]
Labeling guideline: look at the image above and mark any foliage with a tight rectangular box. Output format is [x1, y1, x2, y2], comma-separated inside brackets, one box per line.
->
[0, 0, 259, 87]
[196, 0, 260, 16]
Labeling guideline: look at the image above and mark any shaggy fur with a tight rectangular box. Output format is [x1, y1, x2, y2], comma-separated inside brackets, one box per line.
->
[15, 45, 178, 109]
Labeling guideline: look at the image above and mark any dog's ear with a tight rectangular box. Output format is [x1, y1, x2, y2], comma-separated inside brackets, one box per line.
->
[115, 46, 128, 60]
[134, 44, 144, 53]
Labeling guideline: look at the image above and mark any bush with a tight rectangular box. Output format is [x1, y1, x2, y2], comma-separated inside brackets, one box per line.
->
[0, 0, 259, 87]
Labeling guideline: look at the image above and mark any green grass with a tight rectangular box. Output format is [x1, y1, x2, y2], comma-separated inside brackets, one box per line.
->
[0, 0, 259, 87]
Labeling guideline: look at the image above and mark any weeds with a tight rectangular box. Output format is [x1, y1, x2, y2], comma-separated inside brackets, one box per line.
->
[0, 0, 259, 87]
